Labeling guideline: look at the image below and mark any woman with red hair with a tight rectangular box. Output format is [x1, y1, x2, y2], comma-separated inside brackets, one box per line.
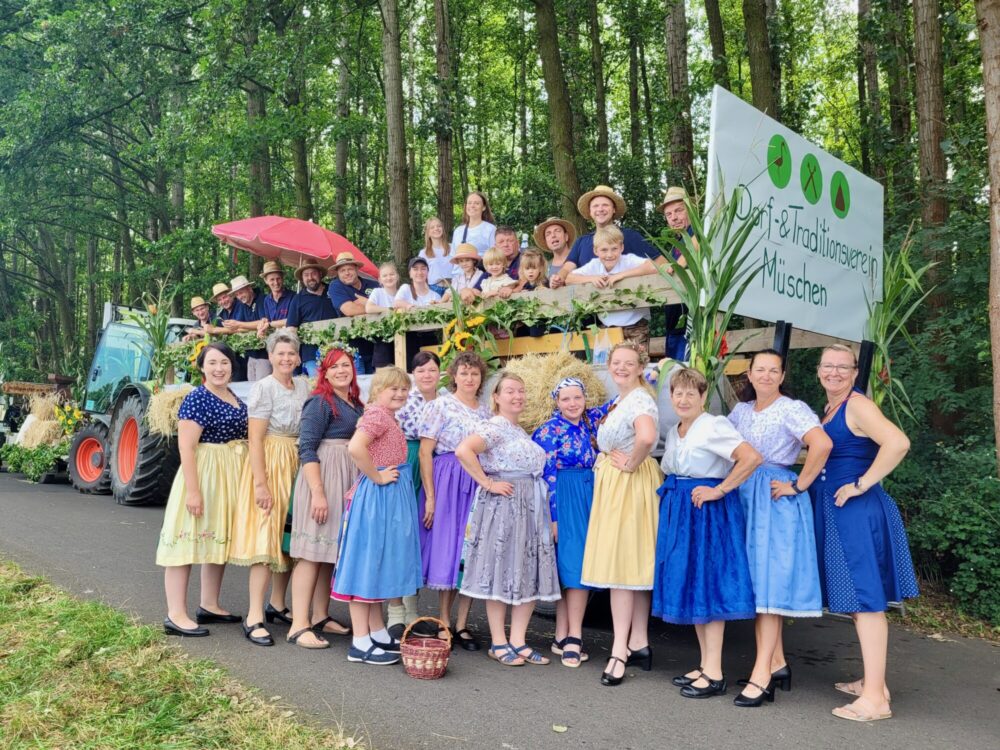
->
[286, 344, 365, 649]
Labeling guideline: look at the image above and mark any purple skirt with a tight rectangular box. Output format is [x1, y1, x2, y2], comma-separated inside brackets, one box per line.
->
[418, 451, 478, 590]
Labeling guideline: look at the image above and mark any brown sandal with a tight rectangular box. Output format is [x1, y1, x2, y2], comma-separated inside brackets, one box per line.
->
[288, 628, 330, 649]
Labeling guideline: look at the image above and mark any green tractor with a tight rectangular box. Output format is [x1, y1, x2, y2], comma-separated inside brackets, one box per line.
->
[68, 305, 194, 505]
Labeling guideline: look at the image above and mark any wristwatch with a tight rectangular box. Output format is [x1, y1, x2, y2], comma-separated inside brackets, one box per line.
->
[791, 480, 803, 494]
[854, 477, 866, 491]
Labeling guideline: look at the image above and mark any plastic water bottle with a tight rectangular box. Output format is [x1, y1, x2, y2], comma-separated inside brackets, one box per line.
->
[520, 233, 529, 250]
[353, 350, 365, 375]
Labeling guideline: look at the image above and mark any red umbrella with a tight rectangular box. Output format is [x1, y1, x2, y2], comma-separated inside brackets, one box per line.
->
[211, 216, 379, 278]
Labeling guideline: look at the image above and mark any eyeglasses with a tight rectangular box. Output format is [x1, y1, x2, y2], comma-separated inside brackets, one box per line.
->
[818, 363, 856, 373]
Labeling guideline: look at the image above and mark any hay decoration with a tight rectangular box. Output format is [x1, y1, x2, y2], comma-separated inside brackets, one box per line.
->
[502, 352, 607, 433]
[21, 420, 64, 449]
[147, 385, 194, 436]
[28, 392, 61, 421]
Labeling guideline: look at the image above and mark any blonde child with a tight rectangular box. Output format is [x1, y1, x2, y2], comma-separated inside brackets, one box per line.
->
[516, 248, 548, 292]
[566, 226, 657, 350]
[419, 217, 454, 290]
[333, 366, 422, 665]
[442, 243, 485, 304]
[366, 263, 401, 314]
[479, 247, 519, 299]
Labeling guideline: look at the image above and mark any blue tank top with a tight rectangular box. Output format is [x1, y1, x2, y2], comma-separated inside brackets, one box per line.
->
[821, 391, 878, 486]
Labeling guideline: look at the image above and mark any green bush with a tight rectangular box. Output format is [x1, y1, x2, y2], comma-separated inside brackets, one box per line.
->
[0, 441, 69, 482]
[888, 439, 1000, 625]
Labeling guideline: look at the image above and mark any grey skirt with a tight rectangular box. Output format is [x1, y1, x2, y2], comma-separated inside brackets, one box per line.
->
[459, 472, 561, 605]
[290, 439, 358, 564]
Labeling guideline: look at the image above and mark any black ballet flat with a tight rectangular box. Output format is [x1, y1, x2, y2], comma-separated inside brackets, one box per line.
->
[454, 627, 481, 652]
[163, 617, 209, 637]
[680, 674, 727, 699]
[195, 607, 242, 625]
[600, 656, 627, 686]
[733, 679, 775, 708]
[625, 645, 653, 672]
[242, 620, 275, 647]
[672, 667, 704, 687]
[264, 604, 292, 625]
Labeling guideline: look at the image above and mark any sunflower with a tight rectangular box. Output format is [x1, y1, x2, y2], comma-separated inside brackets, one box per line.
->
[439, 340, 453, 357]
[465, 315, 486, 328]
[443, 319, 458, 338]
[452, 331, 472, 350]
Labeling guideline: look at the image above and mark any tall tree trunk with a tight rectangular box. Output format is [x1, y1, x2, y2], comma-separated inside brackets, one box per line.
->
[534, 0, 586, 233]
[381, 0, 411, 267]
[974, 0, 1000, 475]
[913, 0, 948, 228]
[627, 17, 642, 164]
[859, 0, 885, 182]
[886, 0, 914, 208]
[639, 36, 658, 182]
[105, 126, 137, 303]
[743, 0, 779, 119]
[704, 0, 729, 90]
[665, 0, 694, 181]
[587, 0, 609, 181]
[335, 24, 351, 235]
[434, 0, 455, 235]
[518, 3, 529, 163]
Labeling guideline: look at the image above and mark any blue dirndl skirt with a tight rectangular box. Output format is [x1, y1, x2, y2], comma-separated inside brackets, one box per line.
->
[652, 475, 756, 624]
[332, 464, 422, 601]
[554, 468, 595, 590]
[738, 465, 822, 616]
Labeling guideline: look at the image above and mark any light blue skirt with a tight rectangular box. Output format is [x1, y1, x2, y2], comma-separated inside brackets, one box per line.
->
[554, 468, 595, 590]
[332, 465, 422, 601]
[738, 465, 822, 616]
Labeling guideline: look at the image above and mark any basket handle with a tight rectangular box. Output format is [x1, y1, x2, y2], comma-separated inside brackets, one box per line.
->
[402, 615, 451, 647]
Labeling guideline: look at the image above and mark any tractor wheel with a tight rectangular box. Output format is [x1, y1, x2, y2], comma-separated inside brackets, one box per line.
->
[109, 393, 176, 506]
[68, 423, 112, 495]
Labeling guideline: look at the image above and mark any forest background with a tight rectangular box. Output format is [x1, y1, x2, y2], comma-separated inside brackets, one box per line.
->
[0, 0, 997, 625]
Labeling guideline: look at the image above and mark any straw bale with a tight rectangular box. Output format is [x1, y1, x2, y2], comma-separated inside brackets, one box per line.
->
[502, 352, 607, 433]
[21, 420, 63, 449]
[28, 392, 60, 421]
[147, 386, 194, 436]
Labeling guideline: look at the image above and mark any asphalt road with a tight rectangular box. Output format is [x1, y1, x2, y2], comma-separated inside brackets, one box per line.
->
[1, 473, 998, 750]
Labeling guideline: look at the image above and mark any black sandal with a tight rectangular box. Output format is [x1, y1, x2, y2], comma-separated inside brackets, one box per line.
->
[311, 616, 351, 635]
[287, 627, 330, 649]
[264, 604, 292, 625]
[242, 620, 274, 647]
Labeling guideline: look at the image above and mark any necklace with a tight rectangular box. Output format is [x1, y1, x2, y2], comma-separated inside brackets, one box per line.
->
[822, 391, 852, 424]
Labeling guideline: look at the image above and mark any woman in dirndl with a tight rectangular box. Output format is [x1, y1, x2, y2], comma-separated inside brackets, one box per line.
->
[653, 367, 761, 699]
[456, 372, 561, 666]
[285, 345, 362, 649]
[385, 350, 442, 637]
[581, 343, 664, 686]
[229, 329, 311, 646]
[157, 342, 246, 637]
[812, 345, 918, 723]
[531, 377, 606, 667]
[727, 349, 831, 706]
[417, 351, 491, 650]
[333, 366, 423, 666]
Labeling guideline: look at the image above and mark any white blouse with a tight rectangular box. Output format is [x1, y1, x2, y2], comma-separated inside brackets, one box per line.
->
[418, 248, 455, 285]
[596, 388, 659, 453]
[395, 284, 442, 307]
[660, 412, 745, 479]
[247, 375, 311, 437]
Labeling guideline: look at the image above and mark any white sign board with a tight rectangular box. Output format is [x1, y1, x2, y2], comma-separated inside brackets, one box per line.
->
[705, 86, 883, 342]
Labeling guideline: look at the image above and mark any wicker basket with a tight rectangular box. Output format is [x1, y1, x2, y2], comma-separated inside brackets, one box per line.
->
[400, 616, 451, 680]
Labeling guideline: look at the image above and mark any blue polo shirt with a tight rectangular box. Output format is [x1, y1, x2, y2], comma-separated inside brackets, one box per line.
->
[213, 299, 249, 327]
[260, 289, 294, 321]
[238, 294, 269, 360]
[287, 287, 337, 365]
[566, 226, 660, 268]
[327, 276, 379, 316]
[506, 252, 521, 280]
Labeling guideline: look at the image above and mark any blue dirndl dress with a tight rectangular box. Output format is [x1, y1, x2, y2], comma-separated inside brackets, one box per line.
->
[811, 393, 919, 613]
[652, 475, 756, 624]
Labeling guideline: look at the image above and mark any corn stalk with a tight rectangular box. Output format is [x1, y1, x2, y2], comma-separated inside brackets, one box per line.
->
[865, 227, 937, 423]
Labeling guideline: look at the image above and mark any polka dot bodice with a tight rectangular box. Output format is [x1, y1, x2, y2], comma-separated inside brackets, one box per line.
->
[177, 386, 248, 444]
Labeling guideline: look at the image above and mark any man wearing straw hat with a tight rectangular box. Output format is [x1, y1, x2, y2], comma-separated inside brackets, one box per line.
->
[326, 251, 378, 372]
[552, 185, 660, 288]
[182, 296, 213, 341]
[205, 280, 249, 380]
[657, 186, 694, 361]
[220, 274, 274, 381]
[235, 261, 296, 380]
[532, 217, 576, 286]
[285, 260, 337, 377]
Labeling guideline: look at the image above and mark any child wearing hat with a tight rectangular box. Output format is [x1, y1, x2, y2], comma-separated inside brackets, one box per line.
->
[441, 244, 485, 304]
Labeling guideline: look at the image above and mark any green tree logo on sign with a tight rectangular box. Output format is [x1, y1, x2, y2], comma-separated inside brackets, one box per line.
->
[830, 171, 851, 218]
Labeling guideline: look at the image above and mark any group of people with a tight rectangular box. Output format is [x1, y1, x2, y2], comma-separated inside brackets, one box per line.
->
[156, 332, 918, 723]
[184, 183, 694, 375]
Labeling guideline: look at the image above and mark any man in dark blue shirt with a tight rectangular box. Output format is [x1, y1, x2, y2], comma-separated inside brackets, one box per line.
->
[222, 274, 272, 381]
[285, 261, 337, 376]
[206, 280, 248, 381]
[494, 226, 522, 281]
[551, 184, 662, 288]
[258, 260, 295, 325]
[326, 251, 378, 372]
[657, 186, 694, 361]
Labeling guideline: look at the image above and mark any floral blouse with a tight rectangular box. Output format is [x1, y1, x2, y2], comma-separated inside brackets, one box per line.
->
[478, 416, 547, 475]
[357, 405, 408, 467]
[532, 407, 607, 521]
[596, 387, 659, 454]
[727, 396, 820, 466]
[396, 387, 444, 441]
[418, 393, 491, 453]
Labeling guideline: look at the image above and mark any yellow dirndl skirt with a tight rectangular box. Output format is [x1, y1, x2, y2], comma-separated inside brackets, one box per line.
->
[156, 440, 247, 567]
[229, 435, 299, 572]
[581, 454, 663, 590]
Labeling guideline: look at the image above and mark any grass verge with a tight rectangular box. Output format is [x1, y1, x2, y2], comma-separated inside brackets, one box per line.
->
[0, 560, 364, 749]
[889, 580, 1000, 643]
